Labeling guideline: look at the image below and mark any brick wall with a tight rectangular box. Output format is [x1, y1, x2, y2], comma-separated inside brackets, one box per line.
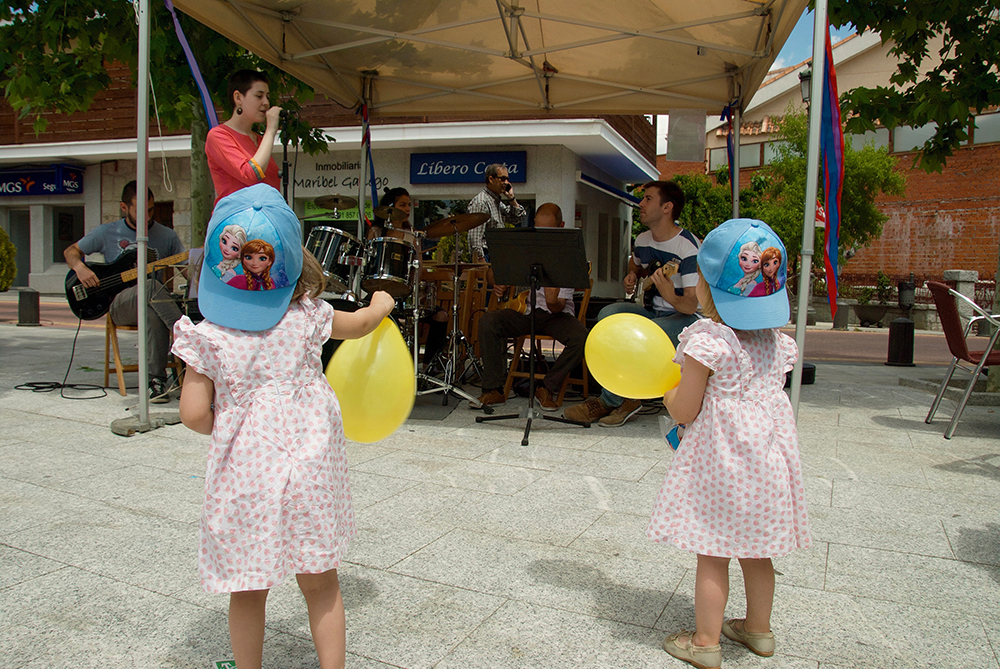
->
[847, 144, 1000, 284]
[657, 157, 707, 179]
[704, 143, 1000, 287]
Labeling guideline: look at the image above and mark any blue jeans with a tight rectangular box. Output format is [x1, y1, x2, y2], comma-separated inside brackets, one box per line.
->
[595, 302, 699, 408]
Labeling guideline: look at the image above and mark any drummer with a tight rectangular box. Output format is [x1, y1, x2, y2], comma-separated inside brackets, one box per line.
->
[369, 187, 414, 242]
[371, 187, 448, 367]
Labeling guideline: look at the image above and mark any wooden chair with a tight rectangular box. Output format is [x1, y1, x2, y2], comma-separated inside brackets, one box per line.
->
[104, 313, 183, 396]
[924, 281, 1000, 439]
[460, 268, 491, 358]
[502, 280, 592, 407]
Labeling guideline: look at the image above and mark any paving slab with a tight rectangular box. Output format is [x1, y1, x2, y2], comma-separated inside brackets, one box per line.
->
[3, 318, 1000, 668]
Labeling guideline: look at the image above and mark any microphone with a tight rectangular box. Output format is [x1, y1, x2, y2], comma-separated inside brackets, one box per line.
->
[279, 109, 292, 120]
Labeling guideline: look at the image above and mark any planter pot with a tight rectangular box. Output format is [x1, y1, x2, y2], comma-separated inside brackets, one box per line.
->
[852, 304, 889, 327]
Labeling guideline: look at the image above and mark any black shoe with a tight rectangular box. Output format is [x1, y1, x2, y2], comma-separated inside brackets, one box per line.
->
[148, 378, 170, 404]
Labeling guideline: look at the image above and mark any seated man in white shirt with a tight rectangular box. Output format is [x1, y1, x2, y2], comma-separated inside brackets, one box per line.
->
[472, 203, 587, 411]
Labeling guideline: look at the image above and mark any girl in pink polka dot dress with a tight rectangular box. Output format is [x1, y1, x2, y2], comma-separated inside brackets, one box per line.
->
[648, 219, 810, 669]
[172, 185, 394, 669]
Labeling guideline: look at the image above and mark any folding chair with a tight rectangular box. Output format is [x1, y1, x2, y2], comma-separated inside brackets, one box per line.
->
[924, 281, 1000, 439]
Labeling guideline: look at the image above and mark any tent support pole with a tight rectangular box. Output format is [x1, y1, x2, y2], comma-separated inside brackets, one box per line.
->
[731, 105, 740, 218]
[136, 0, 151, 425]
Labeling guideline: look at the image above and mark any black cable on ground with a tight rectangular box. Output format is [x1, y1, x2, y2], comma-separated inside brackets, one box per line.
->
[15, 318, 108, 400]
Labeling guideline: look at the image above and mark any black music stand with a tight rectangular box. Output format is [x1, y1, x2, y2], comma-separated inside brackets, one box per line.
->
[476, 227, 591, 445]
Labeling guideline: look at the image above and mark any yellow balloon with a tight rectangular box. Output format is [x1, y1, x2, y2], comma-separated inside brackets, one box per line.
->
[585, 313, 682, 399]
[325, 317, 415, 443]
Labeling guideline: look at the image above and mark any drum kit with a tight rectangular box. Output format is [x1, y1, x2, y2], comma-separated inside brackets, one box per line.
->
[304, 194, 493, 409]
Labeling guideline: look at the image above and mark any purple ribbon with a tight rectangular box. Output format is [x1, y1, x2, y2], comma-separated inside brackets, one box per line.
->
[163, 0, 219, 128]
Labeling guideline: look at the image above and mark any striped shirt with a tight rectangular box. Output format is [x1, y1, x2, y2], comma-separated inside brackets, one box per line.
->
[467, 187, 526, 260]
[633, 228, 700, 314]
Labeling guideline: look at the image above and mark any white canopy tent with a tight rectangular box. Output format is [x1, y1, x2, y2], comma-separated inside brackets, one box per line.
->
[130, 0, 824, 425]
[170, 0, 807, 118]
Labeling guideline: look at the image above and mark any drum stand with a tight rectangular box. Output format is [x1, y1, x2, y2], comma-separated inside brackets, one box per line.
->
[415, 228, 490, 411]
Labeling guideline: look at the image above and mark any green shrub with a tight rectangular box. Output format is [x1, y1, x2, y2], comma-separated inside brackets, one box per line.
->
[0, 227, 16, 292]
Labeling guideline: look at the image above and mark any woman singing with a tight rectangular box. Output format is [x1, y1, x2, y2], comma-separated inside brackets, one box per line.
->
[206, 70, 282, 203]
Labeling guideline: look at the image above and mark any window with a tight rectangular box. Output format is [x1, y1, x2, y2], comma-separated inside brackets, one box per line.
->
[52, 206, 85, 264]
[893, 123, 938, 153]
[739, 144, 761, 168]
[849, 128, 890, 152]
[763, 141, 790, 164]
[708, 146, 728, 170]
[973, 112, 1000, 145]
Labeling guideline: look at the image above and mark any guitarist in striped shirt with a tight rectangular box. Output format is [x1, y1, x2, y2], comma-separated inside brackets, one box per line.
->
[564, 180, 700, 428]
[473, 203, 588, 412]
[63, 181, 187, 402]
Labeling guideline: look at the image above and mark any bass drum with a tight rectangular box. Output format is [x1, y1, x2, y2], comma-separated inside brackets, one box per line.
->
[362, 237, 416, 298]
[306, 226, 363, 293]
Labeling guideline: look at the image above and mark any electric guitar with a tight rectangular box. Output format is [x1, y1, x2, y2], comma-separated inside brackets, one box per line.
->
[490, 288, 529, 314]
[65, 248, 189, 320]
[632, 259, 680, 309]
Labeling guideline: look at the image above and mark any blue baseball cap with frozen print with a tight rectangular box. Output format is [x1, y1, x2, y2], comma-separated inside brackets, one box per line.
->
[198, 184, 302, 331]
[698, 218, 789, 330]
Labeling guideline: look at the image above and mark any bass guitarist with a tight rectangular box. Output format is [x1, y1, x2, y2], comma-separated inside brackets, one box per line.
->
[563, 180, 700, 428]
[63, 180, 187, 403]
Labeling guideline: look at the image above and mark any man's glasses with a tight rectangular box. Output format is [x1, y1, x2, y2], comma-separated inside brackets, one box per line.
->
[494, 175, 510, 181]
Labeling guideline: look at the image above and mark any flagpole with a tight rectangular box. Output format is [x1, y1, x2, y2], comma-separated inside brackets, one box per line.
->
[790, 0, 828, 418]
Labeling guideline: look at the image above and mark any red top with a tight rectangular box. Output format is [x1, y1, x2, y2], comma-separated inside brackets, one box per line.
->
[205, 124, 280, 203]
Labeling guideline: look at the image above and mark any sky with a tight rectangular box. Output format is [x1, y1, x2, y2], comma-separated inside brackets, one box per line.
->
[655, 11, 855, 154]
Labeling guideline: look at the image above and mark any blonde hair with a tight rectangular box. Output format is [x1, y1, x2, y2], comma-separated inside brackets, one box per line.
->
[216, 224, 247, 275]
[696, 267, 723, 323]
[293, 247, 327, 301]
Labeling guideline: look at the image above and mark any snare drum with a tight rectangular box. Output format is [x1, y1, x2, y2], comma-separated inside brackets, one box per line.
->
[306, 226, 363, 292]
[362, 237, 416, 298]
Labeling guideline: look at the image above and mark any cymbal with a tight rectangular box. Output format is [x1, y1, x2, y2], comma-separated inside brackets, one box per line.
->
[314, 194, 358, 210]
[373, 205, 409, 223]
[421, 212, 490, 239]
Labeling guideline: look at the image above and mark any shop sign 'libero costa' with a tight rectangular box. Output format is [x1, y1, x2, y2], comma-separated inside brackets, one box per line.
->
[409, 151, 526, 185]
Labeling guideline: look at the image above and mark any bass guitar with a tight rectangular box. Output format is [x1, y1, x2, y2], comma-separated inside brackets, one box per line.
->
[66, 248, 189, 320]
[631, 259, 680, 309]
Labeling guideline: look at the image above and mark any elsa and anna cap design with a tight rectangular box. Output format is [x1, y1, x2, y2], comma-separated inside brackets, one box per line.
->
[198, 184, 303, 331]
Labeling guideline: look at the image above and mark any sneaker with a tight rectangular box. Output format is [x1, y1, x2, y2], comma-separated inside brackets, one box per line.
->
[563, 397, 610, 424]
[471, 388, 506, 409]
[534, 386, 559, 412]
[598, 398, 643, 427]
[722, 618, 775, 657]
[148, 377, 170, 404]
[662, 630, 721, 669]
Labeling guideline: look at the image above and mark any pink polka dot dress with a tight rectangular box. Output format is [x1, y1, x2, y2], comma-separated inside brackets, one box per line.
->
[647, 319, 811, 558]
[172, 297, 355, 593]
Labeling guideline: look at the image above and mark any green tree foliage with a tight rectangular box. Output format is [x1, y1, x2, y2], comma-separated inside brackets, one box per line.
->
[0, 227, 16, 291]
[0, 1, 334, 239]
[828, 0, 1000, 174]
[659, 110, 905, 278]
[748, 109, 906, 274]
[0, 1, 329, 149]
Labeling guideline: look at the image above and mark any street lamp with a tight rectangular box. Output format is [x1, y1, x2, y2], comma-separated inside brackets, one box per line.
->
[799, 68, 812, 107]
